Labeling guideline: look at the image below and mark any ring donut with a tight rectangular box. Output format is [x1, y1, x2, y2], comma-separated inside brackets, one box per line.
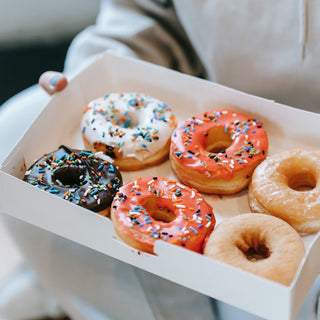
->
[81, 93, 177, 170]
[24, 145, 123, 216]
[249, 149, 320, 234]
[111, 177, 216, 254]
[170, 109, 268, 194]
[204, 213, 305, 286]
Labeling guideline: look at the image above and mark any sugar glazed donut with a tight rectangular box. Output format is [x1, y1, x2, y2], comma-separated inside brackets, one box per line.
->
[81, 93, 177, 171]
[24, 145, 122, 216]
[204, 214, 305, 286]
[111, 177, 215, 254]
[249, 149, 320, 234]
[170, 109, 268, 194]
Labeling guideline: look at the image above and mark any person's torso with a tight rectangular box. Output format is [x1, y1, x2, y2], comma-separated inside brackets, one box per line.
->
[173, 0, 320, 112]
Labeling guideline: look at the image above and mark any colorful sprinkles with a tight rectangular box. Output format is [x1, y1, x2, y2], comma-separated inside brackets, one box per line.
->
[171, 109, 268, 179]
[23, 145, 122, 213]
[81, 93, 177, 160]
[111, 177, 215, 253]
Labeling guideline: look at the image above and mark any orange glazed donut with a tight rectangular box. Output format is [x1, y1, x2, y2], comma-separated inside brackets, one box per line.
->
[249, 149, 320, 234]
[170, 109, 268, 194]
[204, 214, 305, 286]
[111, 177, 215, 254]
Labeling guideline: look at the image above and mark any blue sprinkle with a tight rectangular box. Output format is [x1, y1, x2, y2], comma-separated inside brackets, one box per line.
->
[128, 99, 137, 106]
[56, 154, 66, 162]
[98, 163, 104, 170]
[124, 118, 131, 128]
[82, 126, 86, 134]
[49, 190, 60, 194]
[81, 151, 93, 156]
[142, 144, 147, 148]
[197, 224, 203, 228]
[189, 226, 198, 234]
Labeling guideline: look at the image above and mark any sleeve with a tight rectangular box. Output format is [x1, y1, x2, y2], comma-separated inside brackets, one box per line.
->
[63, 0, 206, 78]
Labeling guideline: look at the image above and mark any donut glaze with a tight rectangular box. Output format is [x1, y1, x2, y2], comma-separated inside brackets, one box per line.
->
[111, 177, 215, 254]
[204, 213, 305, 286]
[24, 145, 122, 216]
[81, 93, 177, 170]
[170, 109, 268, 194]
[249, 149, 320, 234]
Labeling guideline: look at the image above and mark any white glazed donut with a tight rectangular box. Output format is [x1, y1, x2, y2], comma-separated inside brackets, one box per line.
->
[81, 93, 177, 170]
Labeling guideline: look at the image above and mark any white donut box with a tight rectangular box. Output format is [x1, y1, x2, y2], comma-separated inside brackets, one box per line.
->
[0, 52, 319, 320]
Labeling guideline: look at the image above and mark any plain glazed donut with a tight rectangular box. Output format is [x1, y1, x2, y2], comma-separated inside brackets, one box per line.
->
[111, 177, 215, 254]
[81, 93, 177, 171]
[204, 213, 305, 286]
[249, 149, 320, 234]
[170, 109, 268, 194]
[24, 145, 123, 216]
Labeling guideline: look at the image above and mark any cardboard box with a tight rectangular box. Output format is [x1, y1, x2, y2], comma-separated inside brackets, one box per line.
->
[0, 52, 319, 320]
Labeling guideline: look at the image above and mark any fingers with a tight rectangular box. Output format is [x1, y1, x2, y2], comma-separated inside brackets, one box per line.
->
[39, 71, 68, 95]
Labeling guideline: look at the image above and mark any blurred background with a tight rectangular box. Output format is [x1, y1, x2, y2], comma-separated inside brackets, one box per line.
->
[0, 0, 100, 106]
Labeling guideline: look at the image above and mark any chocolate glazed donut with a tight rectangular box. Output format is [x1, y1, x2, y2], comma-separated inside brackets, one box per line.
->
[24, 145, 123, 216]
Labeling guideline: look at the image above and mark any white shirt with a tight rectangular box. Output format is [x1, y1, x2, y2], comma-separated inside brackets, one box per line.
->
[65, 0, 320, 113]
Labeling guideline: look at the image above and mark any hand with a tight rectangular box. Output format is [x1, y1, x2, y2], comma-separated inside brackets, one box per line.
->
[39, 71, 68, 95]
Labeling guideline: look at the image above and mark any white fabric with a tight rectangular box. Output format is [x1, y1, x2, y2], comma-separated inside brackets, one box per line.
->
[0, 263, 64, 320]
[1, 0, 320, 319]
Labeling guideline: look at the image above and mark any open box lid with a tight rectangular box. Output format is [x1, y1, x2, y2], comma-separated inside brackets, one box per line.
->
[1, 52, 320, 320]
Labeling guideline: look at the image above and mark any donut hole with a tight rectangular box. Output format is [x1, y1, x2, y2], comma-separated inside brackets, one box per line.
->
[142, 197, 176, 223]
[237, 234, 270, 261]
[53, 167, 84, 187]
[112, 113, 139, 128]
[205, 126, 233, 153]
[287, 172, 316, 191]
[244, 244, 270, 261]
